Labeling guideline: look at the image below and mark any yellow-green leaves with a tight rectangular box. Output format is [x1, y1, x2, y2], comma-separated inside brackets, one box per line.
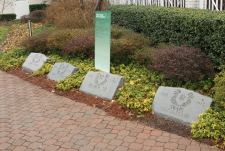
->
[191, 109, 225, 147]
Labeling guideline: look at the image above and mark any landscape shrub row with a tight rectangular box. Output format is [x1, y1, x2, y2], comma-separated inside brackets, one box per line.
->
[23, 25, 215, 82]
[111, 5, 225, 66]
[0, 14, 16, 21]
[29, 4, 48, 12]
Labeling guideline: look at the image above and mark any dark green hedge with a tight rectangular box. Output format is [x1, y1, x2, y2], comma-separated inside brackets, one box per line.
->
[111, 5, 225, 66]
[29, 4, 48, 12]
[0, 14, 16, 21]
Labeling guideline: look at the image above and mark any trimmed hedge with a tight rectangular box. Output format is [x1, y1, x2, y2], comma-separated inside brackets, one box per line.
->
[111, 5, 225, 66]
[0, 14, 16, 21]
[29, 4, 48, 12]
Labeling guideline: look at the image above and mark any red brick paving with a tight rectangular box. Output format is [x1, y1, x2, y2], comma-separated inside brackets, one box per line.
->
[0, 71, 222, 151]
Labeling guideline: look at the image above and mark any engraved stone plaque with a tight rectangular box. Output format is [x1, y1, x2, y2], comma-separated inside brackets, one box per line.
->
[22, 53, 48, 73]
[153, 86, 212, 125]
[47, 62, 78, 81]
[80, 71, 124, 100]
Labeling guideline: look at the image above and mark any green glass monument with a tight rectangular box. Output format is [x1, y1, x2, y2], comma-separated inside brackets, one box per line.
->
[95, 11, 111, 73]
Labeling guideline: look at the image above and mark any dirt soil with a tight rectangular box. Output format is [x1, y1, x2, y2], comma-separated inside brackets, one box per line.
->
[8, 69, 220, 148]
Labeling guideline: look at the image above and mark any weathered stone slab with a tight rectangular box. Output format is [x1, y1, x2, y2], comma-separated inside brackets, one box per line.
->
[47, 62, 78, 81]
[80, 71, 123, 100]
[22, 53, 48, 73]
[153, 86, 212, 125]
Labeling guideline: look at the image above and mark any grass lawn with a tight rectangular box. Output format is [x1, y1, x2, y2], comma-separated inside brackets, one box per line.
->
[0, 26, 9, 43]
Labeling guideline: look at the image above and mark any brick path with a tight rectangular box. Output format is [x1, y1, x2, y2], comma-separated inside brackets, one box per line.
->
[0, 71, 222, 151]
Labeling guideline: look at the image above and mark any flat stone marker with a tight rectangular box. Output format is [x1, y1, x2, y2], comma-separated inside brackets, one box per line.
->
[153, 86, 212, 125]
[22, 53, 48, 73]
[47, 62, 78, 81]
[80, 71, 123, 100]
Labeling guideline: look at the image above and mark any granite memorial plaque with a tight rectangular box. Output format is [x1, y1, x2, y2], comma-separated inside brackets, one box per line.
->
[80, 71, 123, 100]
[153, 86, 212, 125]
[22, 53, 48, 73]
[47, 62, 78, 81]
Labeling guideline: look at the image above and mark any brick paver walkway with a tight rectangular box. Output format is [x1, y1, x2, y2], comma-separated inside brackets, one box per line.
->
[0, 71, 222, 151]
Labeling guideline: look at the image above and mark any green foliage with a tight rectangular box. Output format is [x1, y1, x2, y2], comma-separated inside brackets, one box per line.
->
[111, 25, 154, 64]
[0, 49, 27, 71]
[56, 58, 95, 91]
[0, 14, 16, 21]
[213, 70, 225, 109]
[0, 48, 214, 114]
[29, 4, 48, 12]
[111, 5, 225, 66]
[112, 64, 160, 113]
[32, 63, 53, 76]
[191, 109, 225, 146]
[112, 63, 213, 113]
[0, 26, 9, 43]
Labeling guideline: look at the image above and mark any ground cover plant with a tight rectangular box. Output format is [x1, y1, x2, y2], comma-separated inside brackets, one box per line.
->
[191, 68, 225, 148]
[192, 109, 225, 147]
[0, 48, 28, 71]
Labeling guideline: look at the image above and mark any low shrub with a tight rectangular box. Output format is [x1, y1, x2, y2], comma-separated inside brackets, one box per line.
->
[23, 28, 91, 53]
[22, 32, 49, 53]
[20, 15, 30, 23]
[111, 5, 225, 66]
[46, 29, 77, 51]
[191, 109, 225, 147]
[63, 35, 94, 56]
[213, 70, 225, 109]
[151, 46, 215, 82]
[0, 14, 16, 21]
[111, 26, 153, 64]
[29, 4, 48, 12]
[21, 10, 46, 23]
[29, 10, 46, 23]
[45, 0, 95, 29]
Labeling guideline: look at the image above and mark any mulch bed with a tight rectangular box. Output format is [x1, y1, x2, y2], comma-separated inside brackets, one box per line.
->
[8, 69, 219, 148]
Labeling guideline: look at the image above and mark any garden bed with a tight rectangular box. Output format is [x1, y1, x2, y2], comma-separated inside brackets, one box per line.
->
[0, 17, 224, 148]
[4, 67, 219, 148]
[8, 69, 191, 137]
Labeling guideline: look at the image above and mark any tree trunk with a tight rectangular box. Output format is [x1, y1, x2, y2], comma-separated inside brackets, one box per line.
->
[80, 0, 84, 9]
[95, 0, 108, 11]
[1, 0, 6, 15]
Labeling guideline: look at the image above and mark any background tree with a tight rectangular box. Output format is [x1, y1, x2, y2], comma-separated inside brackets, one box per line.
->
[95, 0, 109, 11]
[0, 0, 13, 15]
